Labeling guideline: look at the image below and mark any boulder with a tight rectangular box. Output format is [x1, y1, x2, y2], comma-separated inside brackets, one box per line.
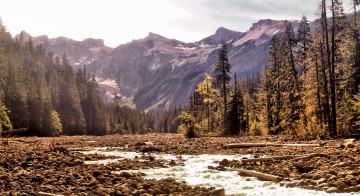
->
[209, 188, 225, 196]
[326, 187, 339, 193]
[119, 172, 133, 179]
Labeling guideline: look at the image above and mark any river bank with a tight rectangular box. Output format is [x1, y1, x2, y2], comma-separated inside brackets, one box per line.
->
[0, 134, 359, 195]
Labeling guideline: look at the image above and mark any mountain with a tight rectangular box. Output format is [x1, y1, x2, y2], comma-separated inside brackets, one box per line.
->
[19, 18, 319, 112]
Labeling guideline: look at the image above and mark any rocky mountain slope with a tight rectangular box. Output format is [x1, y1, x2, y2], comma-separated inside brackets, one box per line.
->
[21, 19, 319, 112]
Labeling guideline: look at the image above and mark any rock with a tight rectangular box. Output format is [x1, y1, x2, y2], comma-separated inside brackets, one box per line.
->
[294, 163, 313, 173]
[328, 170, 338, 176]
[0, 175, 11, 182]
[334, 181, 347, 190]
[219, 159, 229, 166]
[312, 174, 322, 180]
[296, 180, 307, 187]
[131, 190, 141, 196]
[347, 144, 356, 148]
[121, 187, 130, 194]
[327, 175, 337, 183]
[343, 186, 357, 193]
[149, 156, 155, 161]
[144, 142, 154, 146]
[162, 188, 171, 194]
[139, 189, 147, 194]
[169, 160, 176, 166]
[152, 188, 163, 194]
[95, 188, 108, 196]
[300, 173, 308, 179]
[209, 188, 225, 196]
[72, 159, 83, 165]
[93, 170, 102, 178]
[330, 156, 337, 161]
[119, 172, 133, 179]
[326, 187, 339, 193]
[285, 182, 296, 188]
[325, 174, 333, 180]
[87, 181, 97, 187]
[114, 190, 122, 196]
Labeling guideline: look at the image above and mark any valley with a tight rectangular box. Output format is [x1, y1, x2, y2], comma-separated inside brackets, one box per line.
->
[23, 19, 318, 112]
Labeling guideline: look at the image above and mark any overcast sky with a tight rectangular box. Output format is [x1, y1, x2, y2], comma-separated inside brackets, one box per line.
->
[0, 0, 354, 47]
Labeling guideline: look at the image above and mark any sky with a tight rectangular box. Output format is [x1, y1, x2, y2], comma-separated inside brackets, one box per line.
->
[0, 0, 354, 48]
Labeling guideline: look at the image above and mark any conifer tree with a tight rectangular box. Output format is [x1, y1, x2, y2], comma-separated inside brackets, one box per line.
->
[58, 53, 86, 135]
[228, 75, 245, 135]
[297, 15, 313, 74]
[213, 41, 232, 134]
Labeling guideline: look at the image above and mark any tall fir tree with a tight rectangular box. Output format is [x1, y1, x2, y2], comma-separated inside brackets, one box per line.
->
[213, 41, 232, 134]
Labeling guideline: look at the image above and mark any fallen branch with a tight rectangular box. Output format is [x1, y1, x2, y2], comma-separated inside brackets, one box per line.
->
[225, 143, 320, 148]
[293, 151, 343, 161]
[226, 143, 275, 148]
[228, 168, 282, 182]
[37, 192, 65, 196]
[241, 155, 303, 163]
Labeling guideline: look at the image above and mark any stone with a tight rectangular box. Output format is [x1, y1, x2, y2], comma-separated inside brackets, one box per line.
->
[93, 170, 102, 178]
[326, 187, 339, 193]
[131, 190, 141, 196]
[72, 159, 83, 165]
[0, 175, 11, 182]
[347, 144, 356, 148]
[209, 188, 225, 196]
[169, 160, 176, 166]
[144, 142, 154, 146]
[325, 174, 333, 180]
[219, 159, 229, 166]
[285, 182, 296, 188]
[334, 181, 347, 190]
[114, 190, 122, 196]
[119, 172, 133, 179]
[296, 180, 307, 187]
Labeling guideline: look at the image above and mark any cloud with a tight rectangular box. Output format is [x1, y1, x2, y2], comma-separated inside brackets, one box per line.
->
[169, 0, 353, 36]
[0, 0, 354, 47]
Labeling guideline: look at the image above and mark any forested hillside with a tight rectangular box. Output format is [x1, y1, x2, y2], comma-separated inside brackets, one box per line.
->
[181, 0, 360, 139]
[0, 19, 180, 136]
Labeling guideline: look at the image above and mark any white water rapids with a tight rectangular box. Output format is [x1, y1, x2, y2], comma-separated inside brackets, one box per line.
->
[79, 147, 355, 196]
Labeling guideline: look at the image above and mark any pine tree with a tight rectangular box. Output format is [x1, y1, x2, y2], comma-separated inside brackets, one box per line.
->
[58, 53, 86, 135]
[267, 36, 283, 134]
[297, 15, 313, 74]
[213, 41, 232, 134]
[228, 75, 245, 135]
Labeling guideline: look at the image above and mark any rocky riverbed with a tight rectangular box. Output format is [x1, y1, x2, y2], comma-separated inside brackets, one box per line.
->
[0, 134, 359, 195]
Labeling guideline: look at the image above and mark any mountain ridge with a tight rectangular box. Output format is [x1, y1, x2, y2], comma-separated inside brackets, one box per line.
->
[16, 18, 317, 112]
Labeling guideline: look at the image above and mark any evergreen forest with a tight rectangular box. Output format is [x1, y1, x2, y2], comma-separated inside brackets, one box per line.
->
[1, 0, 360, 140]
[180, 0, 360, 139]
[0, 20, 181, 137]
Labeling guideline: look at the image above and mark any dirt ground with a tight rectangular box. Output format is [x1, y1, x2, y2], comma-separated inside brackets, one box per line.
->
[0, 134, 359, 195]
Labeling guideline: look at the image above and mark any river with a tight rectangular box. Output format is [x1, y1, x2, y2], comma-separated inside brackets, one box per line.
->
[79, 147, 354, 196]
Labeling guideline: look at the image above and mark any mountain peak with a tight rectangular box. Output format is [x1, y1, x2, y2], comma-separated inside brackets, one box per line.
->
[15, 30, 31, 41]
[215, 27, 237, 35]
[83, 38, 105, 47]
[201, 27, 243, 45]
[146, 32, 166, 40]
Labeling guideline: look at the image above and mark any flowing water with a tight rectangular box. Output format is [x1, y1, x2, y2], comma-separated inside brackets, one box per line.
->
[80, 148, 355, 196]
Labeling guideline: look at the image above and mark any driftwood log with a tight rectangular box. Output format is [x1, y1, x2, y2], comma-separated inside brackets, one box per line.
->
[228, 168, 283, 182]
[225, 143, 320, 148]
[241, 155, 303, 163]
[37, 192, 65, 196]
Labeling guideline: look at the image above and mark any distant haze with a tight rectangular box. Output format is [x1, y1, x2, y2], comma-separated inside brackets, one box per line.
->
[0, 0, 354, 47]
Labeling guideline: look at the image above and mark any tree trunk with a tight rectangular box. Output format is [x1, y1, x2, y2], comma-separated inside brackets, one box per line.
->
[321, 0, 332, 137]
[329, 0, 337, 137]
